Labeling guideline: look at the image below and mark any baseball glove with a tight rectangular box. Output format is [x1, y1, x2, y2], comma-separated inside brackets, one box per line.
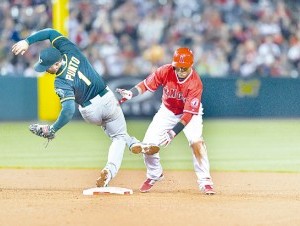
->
[29, 124, 55, 140]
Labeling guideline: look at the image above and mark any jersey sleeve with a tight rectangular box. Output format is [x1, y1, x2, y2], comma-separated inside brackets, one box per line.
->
[54, 79, 75, 103]
[50, 32, 79, 54]
[143, 65, 168, 92]
[183, 81, 203, 114]
[26, 28, 61, 45]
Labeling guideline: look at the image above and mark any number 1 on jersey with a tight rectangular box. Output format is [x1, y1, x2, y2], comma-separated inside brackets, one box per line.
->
[78, 71, 91, 86]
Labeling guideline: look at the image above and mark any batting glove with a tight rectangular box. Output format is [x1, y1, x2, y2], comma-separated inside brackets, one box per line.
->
[159, 130, 176, 148]
[115, 88, 133, 103]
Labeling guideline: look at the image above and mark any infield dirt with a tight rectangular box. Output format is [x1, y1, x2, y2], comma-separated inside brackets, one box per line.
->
[1, 169, 300, 226]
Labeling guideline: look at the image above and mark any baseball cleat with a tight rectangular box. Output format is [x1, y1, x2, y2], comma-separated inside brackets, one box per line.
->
[142, 144, 160, 155]
[200, 184, 215, 195]
[139, 174, 164, 193]
[96, 168, 111, 187]
[129, 143, 143, 154]
[130, 143, 160, 155]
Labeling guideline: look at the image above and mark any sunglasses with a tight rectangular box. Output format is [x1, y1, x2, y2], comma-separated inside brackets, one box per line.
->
[174, 67, 189, 72]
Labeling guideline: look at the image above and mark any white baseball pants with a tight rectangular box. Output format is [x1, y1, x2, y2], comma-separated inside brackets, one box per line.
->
[143, 104, 213, 187]
[78, 88, 137, 178]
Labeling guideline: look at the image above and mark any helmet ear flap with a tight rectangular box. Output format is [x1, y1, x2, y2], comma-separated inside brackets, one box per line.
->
[172, 47, 194, 68]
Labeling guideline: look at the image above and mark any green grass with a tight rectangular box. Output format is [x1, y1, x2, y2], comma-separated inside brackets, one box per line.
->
[0, 119, 300, 172]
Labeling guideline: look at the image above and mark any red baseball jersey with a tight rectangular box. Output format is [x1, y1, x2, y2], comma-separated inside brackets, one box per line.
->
[142, 64, 203, 115]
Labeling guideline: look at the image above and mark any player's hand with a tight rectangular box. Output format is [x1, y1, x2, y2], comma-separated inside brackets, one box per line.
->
[116, 88, 133, 104]
[11, 40, 29, 55]
[159, 130, 176, 148]
[29, 124, 55, 140]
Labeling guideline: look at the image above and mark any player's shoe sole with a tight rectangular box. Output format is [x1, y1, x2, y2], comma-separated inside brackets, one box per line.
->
[130, 143, 160, 155]
[96, 168, 111, 187]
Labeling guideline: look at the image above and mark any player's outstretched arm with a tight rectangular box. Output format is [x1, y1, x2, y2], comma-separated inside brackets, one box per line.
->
[12, 28, 63, 56]
[51, 100, 76, 132]
[116, 81, 149, 104]
[116, 87, 141, 104]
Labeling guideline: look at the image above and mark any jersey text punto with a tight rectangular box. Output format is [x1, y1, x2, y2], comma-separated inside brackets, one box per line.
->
[66, 56, 80, 81]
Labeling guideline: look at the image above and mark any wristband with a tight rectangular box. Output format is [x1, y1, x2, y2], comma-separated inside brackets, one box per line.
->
[130, 87, 139, 97]
[172, 122, 185, 135]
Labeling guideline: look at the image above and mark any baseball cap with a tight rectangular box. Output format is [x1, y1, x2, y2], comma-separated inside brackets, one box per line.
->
[34, 47, 62, 72]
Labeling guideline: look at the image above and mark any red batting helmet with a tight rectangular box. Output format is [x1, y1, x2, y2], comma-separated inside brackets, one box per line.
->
[172, 47, 194, 68]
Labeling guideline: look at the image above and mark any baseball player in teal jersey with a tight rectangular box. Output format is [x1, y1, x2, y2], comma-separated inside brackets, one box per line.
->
[11, 28, 159, 187]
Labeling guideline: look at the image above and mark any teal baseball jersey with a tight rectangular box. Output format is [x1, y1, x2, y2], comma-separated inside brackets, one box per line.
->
[51, 33, 106, 105]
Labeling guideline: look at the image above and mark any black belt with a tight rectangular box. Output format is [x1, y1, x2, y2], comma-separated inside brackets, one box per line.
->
[81, 87, 109, 107]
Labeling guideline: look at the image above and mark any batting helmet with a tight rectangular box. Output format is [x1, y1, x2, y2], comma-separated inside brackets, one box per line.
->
[172, 47, 194, 68]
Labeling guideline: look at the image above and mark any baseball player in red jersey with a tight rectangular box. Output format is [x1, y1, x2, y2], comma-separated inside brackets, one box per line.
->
[117, 47, 215, 195]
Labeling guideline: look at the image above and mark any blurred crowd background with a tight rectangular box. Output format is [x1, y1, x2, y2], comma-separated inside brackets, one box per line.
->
[1, 0, 300, 78]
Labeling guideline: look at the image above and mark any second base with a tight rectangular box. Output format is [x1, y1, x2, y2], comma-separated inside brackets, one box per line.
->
[83, 187, 133, 195]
